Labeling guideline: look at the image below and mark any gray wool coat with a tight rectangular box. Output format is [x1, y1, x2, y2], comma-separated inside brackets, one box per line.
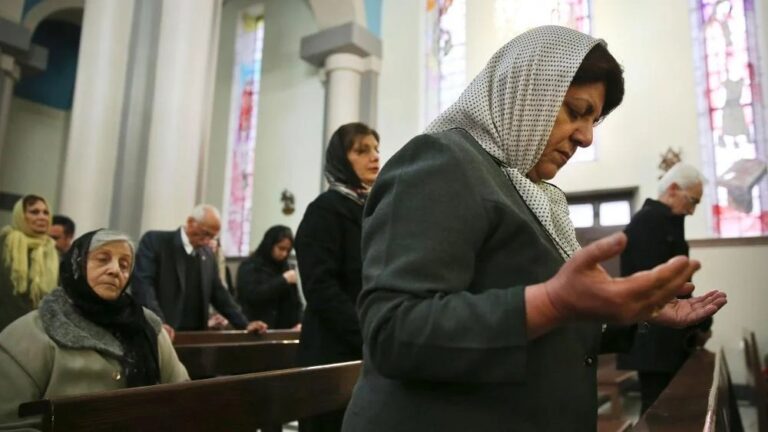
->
[0, 289, 189, 430]
[342, 129, 631, 432]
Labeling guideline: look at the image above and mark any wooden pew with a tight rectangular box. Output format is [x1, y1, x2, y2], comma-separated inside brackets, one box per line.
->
[19, 361, 362, 432]
[630, 349, 742, 432]
[175, 340, 298, 379]
[598, 353, 637, 419]
[173, 329, 300, 345]
[743, 330, 768, 432]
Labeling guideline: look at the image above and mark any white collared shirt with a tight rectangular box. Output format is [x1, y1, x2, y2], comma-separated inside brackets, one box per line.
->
[179, 226, 194, 255]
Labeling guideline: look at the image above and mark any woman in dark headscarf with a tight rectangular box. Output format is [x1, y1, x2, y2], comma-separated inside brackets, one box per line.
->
[294, 122, 380, 432]
[237, 225, 302, 329]
[0, 229, 188, 429]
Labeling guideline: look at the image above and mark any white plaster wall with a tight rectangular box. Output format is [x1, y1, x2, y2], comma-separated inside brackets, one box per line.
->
[0, 97, 70, 215]
[207, 0, 324, 253]
[376, 0, 425, 162]
[0, 0, 23, 22]
[690, 242, 768, 384]
[248, 0, 324, 243]
[555, 0, 708, 238]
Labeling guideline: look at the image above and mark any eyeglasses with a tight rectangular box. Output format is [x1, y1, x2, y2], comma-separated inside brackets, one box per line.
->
[682, 191, 701, 206]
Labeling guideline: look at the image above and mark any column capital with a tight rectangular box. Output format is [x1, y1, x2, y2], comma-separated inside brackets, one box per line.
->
[0, 53, 19, 81]
[0, 17, 47, 75]
[300, 21, 382, 68]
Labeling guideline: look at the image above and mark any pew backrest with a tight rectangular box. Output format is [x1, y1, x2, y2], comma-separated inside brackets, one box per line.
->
[173, 329, 300, 345]
[19, 361, 362, 432]
[743, 330, 768, 432]
[631, 349, 739, 432]
[174, 340, 299, 379]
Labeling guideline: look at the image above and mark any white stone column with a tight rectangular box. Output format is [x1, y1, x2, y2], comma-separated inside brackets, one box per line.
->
[0, 54, 20, 165]
[141, 0, 221, 231]
[323, 52, 366, 141]
[59, 0, 135, 232]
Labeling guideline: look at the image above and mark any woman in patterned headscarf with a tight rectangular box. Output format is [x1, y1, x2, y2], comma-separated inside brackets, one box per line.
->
[341, 26, 727, 431]
[0, 195, 59, 331]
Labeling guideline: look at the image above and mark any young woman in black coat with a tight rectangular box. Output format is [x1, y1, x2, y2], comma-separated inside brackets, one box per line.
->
[295, 122, 380, 432]
[236, 225, 301, 329]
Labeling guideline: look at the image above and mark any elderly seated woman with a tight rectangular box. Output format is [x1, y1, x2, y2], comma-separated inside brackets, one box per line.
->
[0, 229, 189, 429]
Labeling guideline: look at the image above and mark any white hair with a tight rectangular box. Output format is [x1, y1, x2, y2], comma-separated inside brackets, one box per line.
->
[658, 163, 707, 196]
[189, 204, 221, 222]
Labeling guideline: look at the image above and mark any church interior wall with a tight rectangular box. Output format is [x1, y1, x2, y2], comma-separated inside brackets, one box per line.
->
[207, 0, 324, 248]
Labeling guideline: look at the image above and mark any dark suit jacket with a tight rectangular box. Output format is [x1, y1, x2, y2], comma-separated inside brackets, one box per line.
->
[295, 190, 364, 366]
[131, 229, 248, 330]
[617, 199, 711, 373]
[342, 129, 632, 432]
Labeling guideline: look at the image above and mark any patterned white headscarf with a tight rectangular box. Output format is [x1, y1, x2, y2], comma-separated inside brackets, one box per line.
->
[426, 25, 602, 260]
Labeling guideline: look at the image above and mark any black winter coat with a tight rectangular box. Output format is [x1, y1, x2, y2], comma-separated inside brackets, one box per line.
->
[294, 190, 364, 366]
[617, 199, 711, 372]
[236, 256, 301, 329]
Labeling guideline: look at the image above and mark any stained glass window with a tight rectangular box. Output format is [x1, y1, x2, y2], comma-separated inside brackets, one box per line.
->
[694, 0, 766, 237]
[425, 0, 467, 124]
[223, 12, 265, 256]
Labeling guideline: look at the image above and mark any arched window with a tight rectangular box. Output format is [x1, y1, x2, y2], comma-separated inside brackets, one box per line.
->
[425, 0, 467, 124]
[424, 0, 593, 146]
[222, 11, 265, 256]
[693, 0, 766, 237]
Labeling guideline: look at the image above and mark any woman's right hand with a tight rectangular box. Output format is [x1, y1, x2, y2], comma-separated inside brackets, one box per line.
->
[283, 269, 298, 284]
[526, 232, 724, 338]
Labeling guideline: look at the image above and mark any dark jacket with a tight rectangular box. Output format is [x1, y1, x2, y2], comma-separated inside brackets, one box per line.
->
[342, 129, 632, 432]
[236, 255, 301, 329]
[617, 199, 711, 372]
[294, 190, 364, 366]
[131, 229, 248, 330]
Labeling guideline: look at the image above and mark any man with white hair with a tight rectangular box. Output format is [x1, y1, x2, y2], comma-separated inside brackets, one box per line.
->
[617, 162, 712, 412]
[132, 204, 266, 339]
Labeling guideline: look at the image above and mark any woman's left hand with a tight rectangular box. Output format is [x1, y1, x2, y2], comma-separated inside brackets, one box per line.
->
[647, 288, 727, 329]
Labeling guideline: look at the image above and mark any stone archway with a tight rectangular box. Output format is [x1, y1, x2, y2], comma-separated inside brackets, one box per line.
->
[23, 0, 84, 33]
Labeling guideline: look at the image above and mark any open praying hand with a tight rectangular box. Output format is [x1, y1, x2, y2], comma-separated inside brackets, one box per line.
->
[647, 289, 727, 328]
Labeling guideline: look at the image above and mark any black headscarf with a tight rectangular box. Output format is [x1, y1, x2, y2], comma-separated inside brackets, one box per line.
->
[60, 229, 160, 388]
[324, 122, 379, 205]
[252, 225, 293, 272]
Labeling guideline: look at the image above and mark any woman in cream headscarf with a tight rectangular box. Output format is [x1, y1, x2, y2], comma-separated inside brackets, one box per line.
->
[342, 26, 727, 431]
[0, 195, 59, 330]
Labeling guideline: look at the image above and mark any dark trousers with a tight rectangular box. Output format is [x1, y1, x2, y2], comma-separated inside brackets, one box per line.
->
[299, 409, 345, 432]
[638, 371, 675, 413]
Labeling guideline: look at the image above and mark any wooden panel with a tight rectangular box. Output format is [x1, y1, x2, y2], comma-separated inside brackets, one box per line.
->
[630, 349, 743, 432]
[175, 340, 298, 379]
[19, 361, 362, 432]
[173, 329, 300, 345]
[688, 236, 768, 248]
[743, 330, 768, 432]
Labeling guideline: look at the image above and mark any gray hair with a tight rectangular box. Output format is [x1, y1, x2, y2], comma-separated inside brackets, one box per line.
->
[658, 163, 707, 196]
[89, 230, 135, 270]
[189, 204, 221, 222]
